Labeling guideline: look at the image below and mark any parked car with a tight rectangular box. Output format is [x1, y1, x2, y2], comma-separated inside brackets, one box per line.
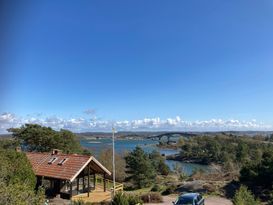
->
[173, 193, 205, 205]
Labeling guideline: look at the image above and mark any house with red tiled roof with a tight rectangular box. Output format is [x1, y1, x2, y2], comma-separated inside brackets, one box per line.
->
[26, 149, 111, 200]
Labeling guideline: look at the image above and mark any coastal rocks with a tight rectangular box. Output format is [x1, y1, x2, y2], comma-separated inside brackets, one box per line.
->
[175, 180, 223, 195]
[166, 154, 208, 164]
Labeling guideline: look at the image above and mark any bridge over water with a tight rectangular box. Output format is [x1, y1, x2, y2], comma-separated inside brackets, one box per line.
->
[147, 132, 197, 144]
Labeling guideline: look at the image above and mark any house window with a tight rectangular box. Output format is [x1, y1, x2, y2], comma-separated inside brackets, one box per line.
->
[58, 158, 68, 165]
[48, 157, 58, 164]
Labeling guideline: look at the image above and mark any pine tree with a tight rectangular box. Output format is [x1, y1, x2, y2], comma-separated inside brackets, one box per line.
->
[125, 147, 156, 188]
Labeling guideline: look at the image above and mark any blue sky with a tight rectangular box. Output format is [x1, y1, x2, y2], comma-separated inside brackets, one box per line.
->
[1, 0, 273, 132]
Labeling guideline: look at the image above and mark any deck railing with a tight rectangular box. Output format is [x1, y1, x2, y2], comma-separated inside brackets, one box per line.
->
[95, 175, 124, 192]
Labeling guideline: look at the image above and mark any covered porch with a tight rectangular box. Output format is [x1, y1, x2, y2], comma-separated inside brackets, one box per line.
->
[58, 172, 109, 199]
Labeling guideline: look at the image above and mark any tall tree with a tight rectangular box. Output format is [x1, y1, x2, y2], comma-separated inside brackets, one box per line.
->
[99, 148, 126, 182]
[149, 150, 169, 176]
[125, 147, 156, 188]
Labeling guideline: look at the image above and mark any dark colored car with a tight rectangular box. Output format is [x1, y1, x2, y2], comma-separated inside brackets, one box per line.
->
[173, 193, 205, 205]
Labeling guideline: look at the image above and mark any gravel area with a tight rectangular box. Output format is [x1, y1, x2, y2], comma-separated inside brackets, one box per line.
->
[205, 196, 233, 205]
[144, 195, 233, 205]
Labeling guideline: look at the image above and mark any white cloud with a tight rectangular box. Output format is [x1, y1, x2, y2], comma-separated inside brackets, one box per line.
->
[0, 112, 272, 134]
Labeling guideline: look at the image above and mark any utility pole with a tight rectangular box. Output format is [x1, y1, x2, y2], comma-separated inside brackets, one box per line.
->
[112, 127, 116, 197]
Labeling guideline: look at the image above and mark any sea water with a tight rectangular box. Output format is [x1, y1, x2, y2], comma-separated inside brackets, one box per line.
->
[80, 138, 210, 175]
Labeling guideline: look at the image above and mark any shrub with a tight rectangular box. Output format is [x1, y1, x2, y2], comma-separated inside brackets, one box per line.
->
[162, 185, 176, 195]
[73, 200, 90, 205]
[73, 201, 110, 205]
[141, 192, 163, 203]
[179, 172, 188, 181]
[112, 192, 129, 205]
[112, 192, 142, 205]
[151, 184, 160, 192]
[233, 186, 261, 205]
[127, 194, 143, 205]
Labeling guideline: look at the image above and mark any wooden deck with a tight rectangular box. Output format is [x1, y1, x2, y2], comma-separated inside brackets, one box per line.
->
[72, 186, 112, 203]
[72, 176, 123, 203]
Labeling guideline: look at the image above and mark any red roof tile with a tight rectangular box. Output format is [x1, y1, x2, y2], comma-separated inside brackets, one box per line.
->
[26, 152, 111, 181]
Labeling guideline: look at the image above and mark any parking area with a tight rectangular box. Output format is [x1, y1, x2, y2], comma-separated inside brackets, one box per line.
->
[144, 195, 233, 205]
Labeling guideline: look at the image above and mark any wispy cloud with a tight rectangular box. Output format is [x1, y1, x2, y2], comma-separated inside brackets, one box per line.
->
[0, 112, 272, 134]
[83, 108, 96, 115]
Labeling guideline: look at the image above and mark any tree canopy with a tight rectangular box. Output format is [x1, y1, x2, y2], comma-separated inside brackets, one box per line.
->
[0, 140, 44, 205]
[240, 149, 273, 190]
[8, 124, 89, 154]
[149, 150, 170, 176]
[178, 135, 272, 169]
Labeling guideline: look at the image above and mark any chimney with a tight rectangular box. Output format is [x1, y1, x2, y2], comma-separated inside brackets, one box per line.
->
[52, 149, 61, 155]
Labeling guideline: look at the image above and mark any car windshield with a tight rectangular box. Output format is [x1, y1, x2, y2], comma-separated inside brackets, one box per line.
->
[176, 197, 193, 205]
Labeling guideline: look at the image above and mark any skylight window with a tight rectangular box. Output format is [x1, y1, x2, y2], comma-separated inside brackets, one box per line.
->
[48, 157, 58, 164]
[58, 158, 68, 165]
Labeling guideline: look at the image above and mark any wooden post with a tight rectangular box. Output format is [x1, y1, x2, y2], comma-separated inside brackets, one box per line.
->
[93, 174, 96, 189]
[87, 164, 90, 197]
[77, 177, 79, 194]
[35, 176, 42, 190]
[70, 182, 73, 198]
[41, 176, 44, 186]
[83, 175, 85, 190]
[103, 173, 106, 192]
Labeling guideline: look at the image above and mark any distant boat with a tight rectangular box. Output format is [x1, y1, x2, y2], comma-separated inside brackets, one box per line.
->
[88, 141, 101, 144]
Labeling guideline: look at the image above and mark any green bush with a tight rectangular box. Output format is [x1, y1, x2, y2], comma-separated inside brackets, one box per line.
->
[233, 186, 260, 205]
[127, 194, 143, 205]
[113, 192, 129, 205]
[73, 200, 92, 205]
[151, 184, 160, 192]
[162, 185, 176, 195]
[112, 192, 143, 205]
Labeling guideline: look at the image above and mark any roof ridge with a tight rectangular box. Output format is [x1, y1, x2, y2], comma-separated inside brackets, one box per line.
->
[26, 151, 92, 157]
